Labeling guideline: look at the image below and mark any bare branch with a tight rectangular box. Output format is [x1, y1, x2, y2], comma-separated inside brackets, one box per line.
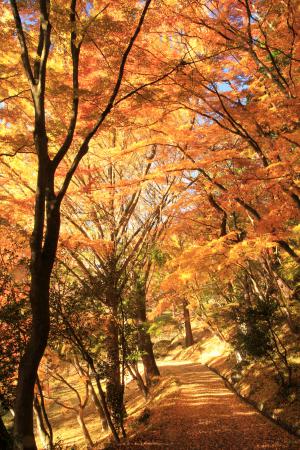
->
[0, 89, 31, 104]
[0, 143, 35, 158]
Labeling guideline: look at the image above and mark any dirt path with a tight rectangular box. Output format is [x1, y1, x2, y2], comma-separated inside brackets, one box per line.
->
[114, 361, 299, 450]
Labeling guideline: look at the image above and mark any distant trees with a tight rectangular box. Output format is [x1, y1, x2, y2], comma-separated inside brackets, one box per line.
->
[160, 227, 299, 385]
[150, 0, 300, 390]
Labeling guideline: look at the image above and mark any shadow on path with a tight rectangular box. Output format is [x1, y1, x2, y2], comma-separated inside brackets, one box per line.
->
[111, 361, 299, 450]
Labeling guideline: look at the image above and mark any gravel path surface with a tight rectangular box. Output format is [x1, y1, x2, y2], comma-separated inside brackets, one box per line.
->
[114, 361, 300, 450]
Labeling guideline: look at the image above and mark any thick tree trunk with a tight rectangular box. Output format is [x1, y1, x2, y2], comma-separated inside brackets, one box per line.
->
[139, 329, 160, 387]
[136, 292, 160, 387]
[13, 198, 60, 449]
[183, 300, 194, 347]
[13, 282, 50, 449]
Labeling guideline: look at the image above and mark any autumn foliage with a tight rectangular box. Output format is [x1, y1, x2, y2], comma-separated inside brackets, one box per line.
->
[0, 0, 299, 448]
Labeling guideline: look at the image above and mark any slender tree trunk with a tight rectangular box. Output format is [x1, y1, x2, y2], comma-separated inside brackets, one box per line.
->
[198, 303, 227, 342]
[76, 409, 94, 449]
[73, 356, 108, 431]
[182, 300, 194, 347]
[36, 377, 53, 448]
[33, 396, 51, 449]
[126, 362, 148, 398]
[267, 265, 299, 334]
[136, 291, 160, 387]
[88, 380, 108, 431]
[87, 359, 120, 442]
[105, 308, 124, 428]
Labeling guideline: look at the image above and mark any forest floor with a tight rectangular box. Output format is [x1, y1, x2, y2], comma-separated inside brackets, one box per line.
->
[104, 360, 300, 450]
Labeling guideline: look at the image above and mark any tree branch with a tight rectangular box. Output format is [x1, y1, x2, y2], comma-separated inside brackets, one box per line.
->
[56, 0, 153, 203]
[9, 0, 34, 86]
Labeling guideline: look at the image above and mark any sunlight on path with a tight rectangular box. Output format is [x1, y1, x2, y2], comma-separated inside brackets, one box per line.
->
[116, 361, 299, 450]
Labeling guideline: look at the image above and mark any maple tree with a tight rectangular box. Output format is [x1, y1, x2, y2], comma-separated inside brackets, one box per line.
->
[55, 137, 181, 426]
[46, 356, 95, 448]
[144, 0, 300, 366]
[141, 0, 300, 268]
[0, 0, 183, 446]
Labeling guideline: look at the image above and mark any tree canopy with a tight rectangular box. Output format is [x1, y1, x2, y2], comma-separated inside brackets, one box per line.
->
[0, 0, 299, 448]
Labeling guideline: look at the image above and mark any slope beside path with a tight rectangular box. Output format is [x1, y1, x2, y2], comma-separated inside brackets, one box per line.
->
[109, 361, 299, 449]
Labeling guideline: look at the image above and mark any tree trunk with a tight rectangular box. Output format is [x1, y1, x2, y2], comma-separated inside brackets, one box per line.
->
[88, 380, 108, 431]
[36, 377, 53, 448]
[88, 359, 120, 442]
[13, 195, 60, 449]
[73, 356, 108, 432]
[139, 329, 160, 387]
[198, 304, 227, 342]
[126, 363, 148, 398]
[135, 291, 160, 387]
[33, 396, 51, 449]
[13, 283, 50, 450]
[183, 300, 194, 347]
[105, 309, 124, 428]
[76, 409, 94, 449]
[268, 266, 300, 334]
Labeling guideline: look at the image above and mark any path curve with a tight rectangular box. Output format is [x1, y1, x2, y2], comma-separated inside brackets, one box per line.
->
[115, 361, 299, 449]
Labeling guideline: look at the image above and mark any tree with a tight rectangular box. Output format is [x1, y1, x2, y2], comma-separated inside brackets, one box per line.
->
[33, 376, 53, 450]
[58, 138, 180, 412]
[152, 0, 300, 264]
[182, 299, 194, 347]
[0, 0, 182, 446]
[46, 359, 94, 449]
[49, 264, 118, 439]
